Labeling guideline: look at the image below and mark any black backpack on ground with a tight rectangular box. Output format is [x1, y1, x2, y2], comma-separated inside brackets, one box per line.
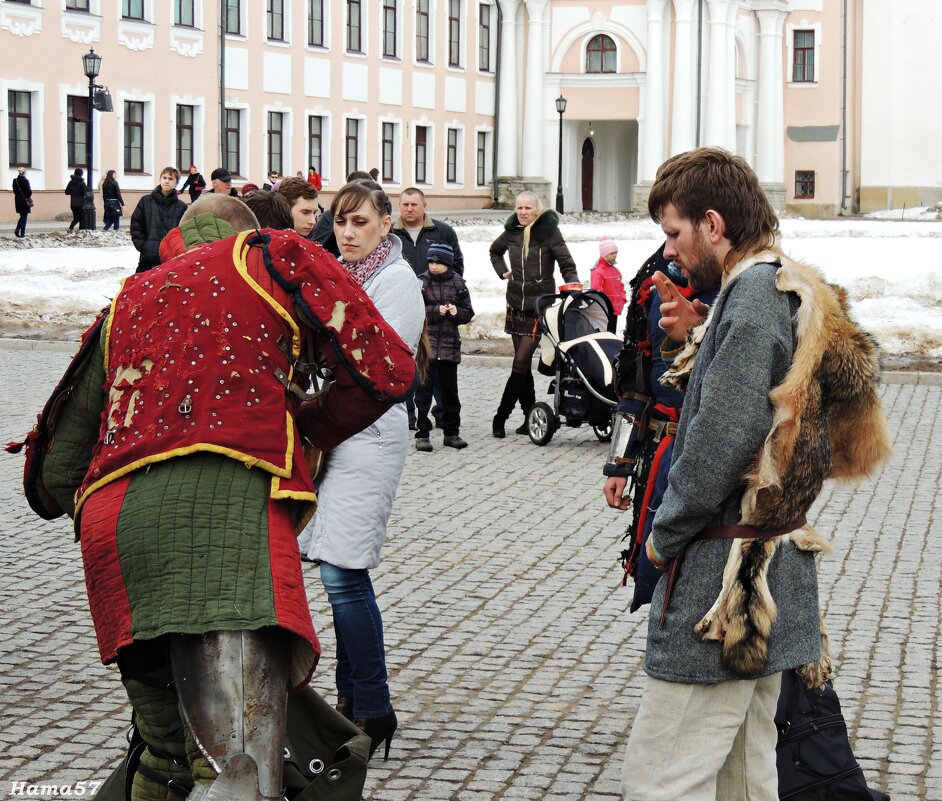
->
[776, 670, 890, 801]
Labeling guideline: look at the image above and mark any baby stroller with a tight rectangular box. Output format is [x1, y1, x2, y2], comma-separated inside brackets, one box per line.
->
[525, 286, 621, 446]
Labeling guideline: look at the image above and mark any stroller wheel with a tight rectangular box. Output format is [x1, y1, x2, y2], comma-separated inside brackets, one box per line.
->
[527, 402, 556, 446]
[593, 419, 613, 442]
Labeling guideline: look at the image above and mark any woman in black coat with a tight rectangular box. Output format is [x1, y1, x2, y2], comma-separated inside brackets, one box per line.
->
[64, 168, 87, 232]
[100, 170, 125, 231]
[12, 167, 32, 238]
[488, 191, 579, 437]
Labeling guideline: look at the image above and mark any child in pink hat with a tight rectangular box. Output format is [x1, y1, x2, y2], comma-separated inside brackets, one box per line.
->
[590, 236, 627, 315]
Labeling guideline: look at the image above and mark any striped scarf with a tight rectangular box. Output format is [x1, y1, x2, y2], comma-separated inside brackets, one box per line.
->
[342, 236, 393, 286]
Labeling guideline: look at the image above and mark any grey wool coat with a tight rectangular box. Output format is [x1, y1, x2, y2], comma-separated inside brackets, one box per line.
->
[645, 263, 821, 684]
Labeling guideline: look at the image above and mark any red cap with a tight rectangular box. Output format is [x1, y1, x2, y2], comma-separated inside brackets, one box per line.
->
[189, 164, 198, 171]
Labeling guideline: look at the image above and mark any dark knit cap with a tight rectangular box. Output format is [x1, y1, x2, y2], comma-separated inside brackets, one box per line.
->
[427, 242, 454, 267]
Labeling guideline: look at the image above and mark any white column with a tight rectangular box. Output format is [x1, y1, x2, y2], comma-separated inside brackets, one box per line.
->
[725, 1, 739, 151]
[521, 0, 547, 176]
[670, 0, 697, 154]
[704, 0, 730, 147]
[496, 0, 521, 176]
[755, 4, 786, 183]
[640, 0, 669, 181]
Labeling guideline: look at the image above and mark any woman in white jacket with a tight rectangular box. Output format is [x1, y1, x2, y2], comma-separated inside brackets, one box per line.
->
[298, 180, 423, 761]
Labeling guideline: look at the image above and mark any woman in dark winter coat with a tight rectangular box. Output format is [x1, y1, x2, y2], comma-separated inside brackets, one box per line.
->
[100, 170, 125, 231]
[12, 167, 32, 238]
[130, 167, 187, 272]
[488, 191, 579, 437]
[64, 168, 87, 232]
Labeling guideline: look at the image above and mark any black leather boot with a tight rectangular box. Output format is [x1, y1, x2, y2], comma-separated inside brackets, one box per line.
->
[492, 373, 522, 438]
[515, 372, 536, 434]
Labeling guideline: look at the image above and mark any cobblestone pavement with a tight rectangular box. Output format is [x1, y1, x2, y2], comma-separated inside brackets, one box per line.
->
[1, 342, 939, 801]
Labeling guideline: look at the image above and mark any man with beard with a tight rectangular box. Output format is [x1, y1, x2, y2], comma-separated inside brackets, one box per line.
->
[608, 148, 889, 801]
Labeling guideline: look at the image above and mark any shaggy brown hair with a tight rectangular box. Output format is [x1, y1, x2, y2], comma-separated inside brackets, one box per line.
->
[242, 190, 294, 230]
[276, 176, 318, 208]
[648, 147, 779, 257]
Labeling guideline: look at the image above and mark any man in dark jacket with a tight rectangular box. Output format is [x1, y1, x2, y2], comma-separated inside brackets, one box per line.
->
[208, 167, 239, 197]
[393, 187, 464, 276]
[129, 167, 186, 272]
[65, 168, 87, 232]
[393, 186, 465, 427]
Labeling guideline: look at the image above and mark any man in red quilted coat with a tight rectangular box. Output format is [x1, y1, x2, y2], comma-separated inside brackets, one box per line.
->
[41, 194, 417, 801]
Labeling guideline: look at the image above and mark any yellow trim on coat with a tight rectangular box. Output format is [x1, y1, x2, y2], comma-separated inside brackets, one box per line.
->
[101, 276, 131, 376]
[78, 235, 310, 519]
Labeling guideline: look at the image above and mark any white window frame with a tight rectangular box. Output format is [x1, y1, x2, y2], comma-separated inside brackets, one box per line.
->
[170, 0, 201, 28]
[583, 32, 619, 75]
[169, 96, 205, 175]
[474, 126, 493, 187]
[116, 91, 155, 184]
[4, 81, 46, 180]
[263, 0, 291, 45]
[306, 111, 331, 183]
[346, 0, 368, 56]
[414, 0, 435, 67]
[343, 114, 366, 176]
[786, 21, 822, 87]
[379, 0, 402, 60]
[223, 0, 248, 38]
[378, 117, 402, 186]
[121, 0, 154, 22]
[446, 0, 466, 70]
[307, 0, 329, 49]
[62, 0, 102, 14]
[445, 125, 464, 186]
[223, 102, 251, 179]
[413, 121, 434, 186]
[264, 106, 291, 179]
[476, 0, 496, 75]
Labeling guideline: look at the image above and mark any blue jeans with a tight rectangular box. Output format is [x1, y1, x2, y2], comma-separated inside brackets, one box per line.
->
[319, 562, 392, 719]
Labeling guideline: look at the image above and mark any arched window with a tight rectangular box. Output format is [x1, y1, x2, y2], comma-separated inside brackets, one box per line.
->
[586, 34, 616, 74]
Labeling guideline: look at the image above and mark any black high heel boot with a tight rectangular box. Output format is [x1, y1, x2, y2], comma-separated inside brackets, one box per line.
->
[493, 373, 522, 438]
[356, 711, 398, 761]
[515, 372, 536, 434]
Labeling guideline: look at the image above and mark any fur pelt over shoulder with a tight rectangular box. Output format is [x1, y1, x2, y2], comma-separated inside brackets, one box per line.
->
[662, 250, 892, 685]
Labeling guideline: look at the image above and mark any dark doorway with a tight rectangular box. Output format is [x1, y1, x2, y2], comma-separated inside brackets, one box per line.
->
[581, 138, 595, 211]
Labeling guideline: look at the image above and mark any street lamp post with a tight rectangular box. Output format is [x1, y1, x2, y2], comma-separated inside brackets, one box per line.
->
[555, 94, 567, 214]
[81, 48, 102, 231]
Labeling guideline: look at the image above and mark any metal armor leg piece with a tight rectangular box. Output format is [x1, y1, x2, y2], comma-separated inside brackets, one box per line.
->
[170, 628, 290, 800]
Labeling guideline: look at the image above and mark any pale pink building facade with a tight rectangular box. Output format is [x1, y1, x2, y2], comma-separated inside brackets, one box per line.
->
[2, 0, 940, 223]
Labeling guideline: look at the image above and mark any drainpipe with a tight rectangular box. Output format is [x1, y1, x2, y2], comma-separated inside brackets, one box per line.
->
[219, 0, 226, 168]
[695, 0, 703, 146]
[492, 3, 502, 206]
[839, 0, 848, 213]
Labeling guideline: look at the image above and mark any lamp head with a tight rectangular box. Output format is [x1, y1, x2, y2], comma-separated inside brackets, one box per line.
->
[555, 95, 567, 115]
[83, 48, 102, 80]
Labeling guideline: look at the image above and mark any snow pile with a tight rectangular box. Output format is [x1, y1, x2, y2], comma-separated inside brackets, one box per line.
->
[1, 218, 941, 362]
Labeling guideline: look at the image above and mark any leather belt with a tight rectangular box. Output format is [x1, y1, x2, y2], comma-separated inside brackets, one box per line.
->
[648, 419, 679, 437]
[658, 515, 808, 628]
